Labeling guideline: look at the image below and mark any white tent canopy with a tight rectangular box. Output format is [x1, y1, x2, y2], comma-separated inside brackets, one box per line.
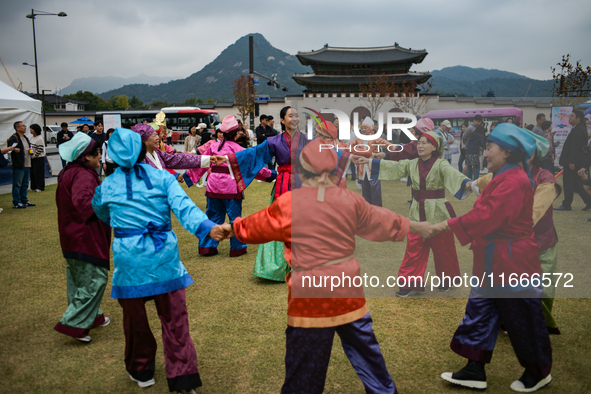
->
[0, 80, 42, 146]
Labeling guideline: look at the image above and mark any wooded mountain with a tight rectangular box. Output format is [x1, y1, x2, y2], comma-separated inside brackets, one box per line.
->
[86, 36, 555, 103]
[98, 33, 312, 103]
[430, 66, 553, 97]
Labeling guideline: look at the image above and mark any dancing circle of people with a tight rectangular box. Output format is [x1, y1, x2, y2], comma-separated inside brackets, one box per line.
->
[55, 106, 560, 393]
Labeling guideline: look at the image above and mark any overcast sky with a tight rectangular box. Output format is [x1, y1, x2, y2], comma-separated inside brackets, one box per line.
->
[1, 0, 590, 94]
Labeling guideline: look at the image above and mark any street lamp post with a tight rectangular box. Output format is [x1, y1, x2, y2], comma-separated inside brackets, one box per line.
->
[25, 9, 67, 96]
[42, 89, 52, 141]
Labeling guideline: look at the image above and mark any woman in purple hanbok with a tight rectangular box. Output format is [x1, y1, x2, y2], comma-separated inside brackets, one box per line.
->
[132, 124, 210, 180]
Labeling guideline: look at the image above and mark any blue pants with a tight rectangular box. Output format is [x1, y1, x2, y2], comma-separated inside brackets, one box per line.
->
[361, 179, 382, 207]
[12, 167, 30, 206]
[458, 153, 465, 172]
[451, 290, 552, 379]
[466, 162, 480, 180]
[283, 313, 396, 394]
[199, 198, 246, 256]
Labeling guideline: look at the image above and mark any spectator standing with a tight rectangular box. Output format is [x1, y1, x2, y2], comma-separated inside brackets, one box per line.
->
[8, 121, 35, 209]
[197, 123, 212, 147]
[265, 116, 279, 170]
[463, 115, 486, 180]
[101, 128, 118, 176]
[57, 122, 74, 169]
[82, 124, 91, 136]
[29, 124, 46, 192]
[435, 119, 455, 164]
[91, 121, 106, 176]
[554, 110, 591, 211]
[255, 114, 278, 170]
[166, 124, 173, 145]
[458, 122, 468, 172]
[539, 120, 556, 174]
[532, 113, 547, 137]
[255, 114, 269, 145]
[184, 124, 201, 154]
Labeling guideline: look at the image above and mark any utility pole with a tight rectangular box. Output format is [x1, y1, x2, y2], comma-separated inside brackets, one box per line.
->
[247, 35, 289, 131]
[249, 36, 255, 131]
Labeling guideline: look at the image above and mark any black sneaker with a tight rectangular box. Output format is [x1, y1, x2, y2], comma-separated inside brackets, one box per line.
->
[553, 205, 571, 211]
[510, 370, 552, 392]
[441, 360, 487, 390]
[13, 204, 26, 209]
[438, 285, 450, 292]
[396, 289, 413, 298]
[24, 202, 36, 207]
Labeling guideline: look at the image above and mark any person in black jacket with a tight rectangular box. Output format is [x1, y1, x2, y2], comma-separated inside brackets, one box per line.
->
[554, 110, 591, 211]
[255, 114, 278, 169]
[57, 122, 74, 169]
[7, 121, 35, 209]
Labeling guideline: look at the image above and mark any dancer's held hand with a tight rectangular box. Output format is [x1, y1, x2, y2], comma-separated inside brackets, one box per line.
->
[431, 221, 450, 237]
[409, 221, 436, 239]
[209, 224, 229, 241]
[220, 223, 235, 239]
[371, 152, 386, 159]
[211, 156, 226, 165]
[353, 156, 369, 165]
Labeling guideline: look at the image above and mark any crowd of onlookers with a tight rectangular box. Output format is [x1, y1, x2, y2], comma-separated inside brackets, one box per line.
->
[3, 110, 591, 220]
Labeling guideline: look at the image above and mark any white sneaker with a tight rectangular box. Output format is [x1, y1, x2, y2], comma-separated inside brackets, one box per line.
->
[100, 316, 110, 327]
[75, 335, 92, 343]
[34, 189, 41, 192]
[510, 373, 552, 393]
[400, 177, 408, 182]
[130, 375, 155, 388]
[257, 180, 263, 182]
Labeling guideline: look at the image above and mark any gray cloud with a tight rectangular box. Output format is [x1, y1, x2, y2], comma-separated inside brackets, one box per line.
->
[1, 0, 589, 93]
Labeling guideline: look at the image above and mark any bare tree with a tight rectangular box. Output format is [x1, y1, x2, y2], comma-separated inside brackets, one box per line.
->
[388, 79, 433, 116]
[359, 74, 397, 119]
[551, 54, 591, 107]
[233, 74, 255, 123]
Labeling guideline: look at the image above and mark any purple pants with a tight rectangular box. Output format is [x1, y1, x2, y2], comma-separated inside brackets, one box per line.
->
[282, 313, 396, 394]
[118, 288, 201, 392]
[451, 290, 552, 378]
[361, 179, 382, 207]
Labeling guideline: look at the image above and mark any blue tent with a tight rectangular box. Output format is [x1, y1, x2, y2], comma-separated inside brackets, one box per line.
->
[70, 117, 94, 125]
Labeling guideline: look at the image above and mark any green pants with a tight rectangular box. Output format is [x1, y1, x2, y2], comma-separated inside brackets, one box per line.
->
[54, 259, 108, 337]
[539, 245, 558, 329]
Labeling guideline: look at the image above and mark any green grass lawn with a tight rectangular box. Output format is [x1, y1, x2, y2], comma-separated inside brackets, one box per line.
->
[0, 176, 590, 393]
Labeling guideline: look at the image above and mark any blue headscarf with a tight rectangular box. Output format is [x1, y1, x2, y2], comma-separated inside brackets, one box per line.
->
[488, 123, 537, 186]
[107, 127, 153, 199]
[58, 132, 93, 163]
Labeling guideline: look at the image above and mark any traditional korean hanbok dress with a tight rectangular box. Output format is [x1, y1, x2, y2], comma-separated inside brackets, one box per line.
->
[227, 130, 309, 281]
[232, 139, 410, 393]
[369, 132, 470, 291]
[184, 139, 275, 256]
[227, 130, 352, 281]
[92, 128, 215, 392]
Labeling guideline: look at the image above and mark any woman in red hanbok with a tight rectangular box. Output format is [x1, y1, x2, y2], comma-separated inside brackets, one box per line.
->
[432, 123, 552, 393]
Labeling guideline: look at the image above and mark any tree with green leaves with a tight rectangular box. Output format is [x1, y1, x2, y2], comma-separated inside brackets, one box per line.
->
[63, 90, 111, 110]
[184, 97, 197, 106]
[129, 95, 144, 109]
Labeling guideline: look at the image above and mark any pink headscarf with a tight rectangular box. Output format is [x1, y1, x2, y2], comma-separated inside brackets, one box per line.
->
[413, 117, 434, 135]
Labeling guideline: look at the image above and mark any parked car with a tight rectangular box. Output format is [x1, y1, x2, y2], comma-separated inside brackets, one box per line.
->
[43, 125, 61, 145]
